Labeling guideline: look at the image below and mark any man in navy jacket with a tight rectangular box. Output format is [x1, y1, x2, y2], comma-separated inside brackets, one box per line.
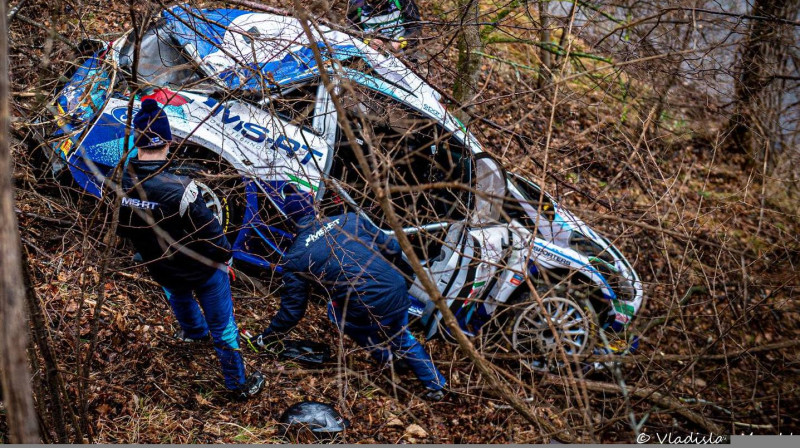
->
[252, 186, 446, 400]
[117, 98, 264, 400]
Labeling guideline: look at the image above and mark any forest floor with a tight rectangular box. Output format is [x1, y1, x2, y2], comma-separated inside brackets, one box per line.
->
[5, 0, 800, 443]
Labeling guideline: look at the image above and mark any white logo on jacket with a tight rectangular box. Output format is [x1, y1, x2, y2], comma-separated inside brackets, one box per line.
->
[179, 181, 199, 217]
[305, 218, 341, 247]
[122, 197, 159, 210]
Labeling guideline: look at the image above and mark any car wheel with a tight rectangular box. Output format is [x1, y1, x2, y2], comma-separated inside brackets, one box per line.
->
[510, 291, 598, 371]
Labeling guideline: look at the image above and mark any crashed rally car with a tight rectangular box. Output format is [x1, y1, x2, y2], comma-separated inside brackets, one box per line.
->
[33, 4, 644, 368]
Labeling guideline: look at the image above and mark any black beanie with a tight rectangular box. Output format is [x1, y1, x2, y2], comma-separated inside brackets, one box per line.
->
[133, 99, 172, 150]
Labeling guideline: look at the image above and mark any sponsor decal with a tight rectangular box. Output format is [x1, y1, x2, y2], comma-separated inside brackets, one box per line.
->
[179, 181, 199, 217]
[532, 245, 571, 267]
[612, 300, 636, 316]
[422, 103, 441, 118]
[58, 138, 74, 157]
[510, 273, 524, 286]
[55, 103, 68, 127]
[408, 305, 425, 316]
[612, 300, 634, 325]
[467, 279, 487, 300]
[110, 106, 138, 125]
[614, 313, 631, 324]
[202, 97, 324, 165]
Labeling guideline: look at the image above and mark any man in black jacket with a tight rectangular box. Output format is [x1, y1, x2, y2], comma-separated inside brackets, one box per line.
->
[347, 0, 422, 52]
[117, 98, 263, 400]
[250, 186, 446, 400]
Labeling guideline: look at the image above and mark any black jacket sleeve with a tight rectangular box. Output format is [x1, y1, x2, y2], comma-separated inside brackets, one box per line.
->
[358, 215, 401, 256]
[183, 186, 232, 264]
[265, 271, 311, 335]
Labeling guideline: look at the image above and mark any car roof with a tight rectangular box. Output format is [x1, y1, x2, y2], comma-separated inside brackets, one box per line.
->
[164, 6, 404, 91]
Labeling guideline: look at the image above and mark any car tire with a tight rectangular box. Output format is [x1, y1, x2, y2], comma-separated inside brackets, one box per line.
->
[506, 286, 599, 372]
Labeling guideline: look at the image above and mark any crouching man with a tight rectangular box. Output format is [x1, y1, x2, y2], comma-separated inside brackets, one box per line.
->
[250, 186, 446, 400]
[117, 98, 264, 400]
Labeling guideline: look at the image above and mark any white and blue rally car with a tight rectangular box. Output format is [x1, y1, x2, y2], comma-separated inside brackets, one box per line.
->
[35, 4, 643, 367]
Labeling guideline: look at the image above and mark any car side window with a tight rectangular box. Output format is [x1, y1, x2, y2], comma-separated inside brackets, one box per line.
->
[327, 82, 472, 231]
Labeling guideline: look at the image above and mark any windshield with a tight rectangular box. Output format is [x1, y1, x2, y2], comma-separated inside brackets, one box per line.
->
[118, 19, 203, 88]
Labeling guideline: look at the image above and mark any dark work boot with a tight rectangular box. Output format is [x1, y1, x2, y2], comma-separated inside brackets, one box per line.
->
[232, 371, 266, 401]
[174, 329, 211, 343]
[422, 388, 445, 402]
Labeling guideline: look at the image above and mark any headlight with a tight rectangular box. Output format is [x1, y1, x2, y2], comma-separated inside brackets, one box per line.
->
[570, 231, 634, 302]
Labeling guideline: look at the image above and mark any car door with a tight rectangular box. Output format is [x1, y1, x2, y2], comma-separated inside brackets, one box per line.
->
[420, 154, 515, 339]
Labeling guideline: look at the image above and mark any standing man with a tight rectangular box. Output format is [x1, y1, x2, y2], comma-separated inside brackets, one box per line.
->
[347, 0, 422, 52]
[117, 98, 264, 400]
[250, 186, 446, 401]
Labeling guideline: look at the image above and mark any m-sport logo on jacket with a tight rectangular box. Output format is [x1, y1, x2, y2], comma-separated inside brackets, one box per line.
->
[122, 197, 159, 210]
[305, 219, 341, 247]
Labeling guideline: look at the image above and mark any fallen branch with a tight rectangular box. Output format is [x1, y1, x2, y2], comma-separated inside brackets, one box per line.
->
[112, 271, 160, 288]
[487, 339, 800, 364]
[542, 374, 726, 436]
[15, 207, 75, 227]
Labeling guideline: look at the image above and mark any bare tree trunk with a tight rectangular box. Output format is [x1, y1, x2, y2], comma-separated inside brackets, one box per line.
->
[650, 7, 696, 135]
[23, 251, 73, 443]
[728, 0, 800, 164]
[452, 0, 483, 124]
[537, 0, 552, 93]
[0, 1, 42, 443]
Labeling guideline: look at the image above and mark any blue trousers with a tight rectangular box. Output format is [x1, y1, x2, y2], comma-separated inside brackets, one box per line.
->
[328, 304, 446, 391]
[162, 268, 245, 390]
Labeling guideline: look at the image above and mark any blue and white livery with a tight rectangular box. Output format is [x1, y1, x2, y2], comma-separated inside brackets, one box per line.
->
[38, 4, 643, 367]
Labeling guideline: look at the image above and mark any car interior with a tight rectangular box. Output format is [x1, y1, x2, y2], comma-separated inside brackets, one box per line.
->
[322, 82, 473, 264]
[118, 19, 203, 89]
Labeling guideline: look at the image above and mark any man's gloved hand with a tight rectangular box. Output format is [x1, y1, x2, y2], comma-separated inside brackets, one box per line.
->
[242, 329, 282, 354]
